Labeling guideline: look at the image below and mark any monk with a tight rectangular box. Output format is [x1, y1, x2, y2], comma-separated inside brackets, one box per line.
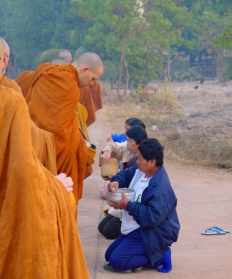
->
[17, 69, 89, 175]
[0, 38, 21, 92]
[19, 58, 104, 201]
[0, 38, 57, 174]
[16, 52, 104, 201]
[0, 84, 89, 278]
[73, 53, 104, 126]
[40, 48, 73, 64]
[72, 53, 104, 182]
[17, 53, 104, 130]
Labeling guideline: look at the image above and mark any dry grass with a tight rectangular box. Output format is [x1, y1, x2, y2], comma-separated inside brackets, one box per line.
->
[141, 83, 184, 127]
[168, 134, 232, 169]
[104, 83, 183, 125]
[103, 81, 232, 169]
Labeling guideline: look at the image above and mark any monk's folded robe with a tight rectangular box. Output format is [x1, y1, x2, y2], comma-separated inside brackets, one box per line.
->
[80, 84, 96, 126]
[31, 121, 57, 174]
[90, 81, 102, 112]
[1, 73, 57, 174]
[17, 67, 95, 198]
[76, 80, 103, 176]
[17, 70, 92, 139]
[76, 103, 96, 177]
[76, 103, 89, 140]
[16, 70, 34, 99]
[0, 85, 89, 279]
[0, 74, 21, 92]
[79, 81, 102, 126]
[16, 69, 103, 122]
[17, 67, 98, 187]
[25, 63, 90, 201]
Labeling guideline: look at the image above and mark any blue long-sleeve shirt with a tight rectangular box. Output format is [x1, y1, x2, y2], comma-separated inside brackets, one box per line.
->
[111, 166, 180, 264]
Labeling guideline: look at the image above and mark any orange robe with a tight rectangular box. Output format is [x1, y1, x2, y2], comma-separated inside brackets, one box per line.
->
[17, 72, 103, 126]
[0, 74, 21, 92]
[23, 63, 89, 201]
[80, 85, 96, 126]
[1, 74, 57, 174]
[90, 81, 103, 112]
[76, 103, 89, 140]
[16, 70, 34, 99]
[31, 121, 57, 174]
[16, 67, 101, 198]
[0, 85, 89, 279]
[79, 81, 102, 126]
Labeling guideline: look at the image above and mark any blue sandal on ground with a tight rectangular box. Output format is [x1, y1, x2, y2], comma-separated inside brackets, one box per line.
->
[201, 226, 230, 235]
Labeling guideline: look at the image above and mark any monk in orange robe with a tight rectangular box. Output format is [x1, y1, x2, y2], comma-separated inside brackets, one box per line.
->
[16, 53, 104, 201]
[24, 61, 104, 201]
[17, 54, 103, 201]
[17, 53, 104, 127]
[16, 69, 90, 177]
[0, 38, 57, 174]
[74, 53, 104, 126]
[0, 84, 89, 279]
[0, 38, 21, 92]
[17, 74, 103, 128]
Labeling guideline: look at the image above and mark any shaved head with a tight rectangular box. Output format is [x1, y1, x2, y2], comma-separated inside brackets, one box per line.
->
[0, 37, 10, 74]
[74, 52, 104, 77]
[0, 37, 10, 58]
[58, 49, 72, 63]
[52, 59, 69, 64]
[38, 49, 72, 65]
[51, 50, 72, 64]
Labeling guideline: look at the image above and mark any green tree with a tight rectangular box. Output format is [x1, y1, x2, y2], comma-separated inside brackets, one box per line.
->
[74, 0, 191, 90]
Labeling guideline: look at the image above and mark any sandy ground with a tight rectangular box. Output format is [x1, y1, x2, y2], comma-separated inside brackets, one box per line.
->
[78, 107, 232, 279]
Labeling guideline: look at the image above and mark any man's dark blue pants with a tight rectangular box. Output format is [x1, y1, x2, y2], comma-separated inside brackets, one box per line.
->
[105, 229, 149, 271]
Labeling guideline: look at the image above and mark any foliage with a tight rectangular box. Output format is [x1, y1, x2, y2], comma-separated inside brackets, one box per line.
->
[0, 0, 232, 83]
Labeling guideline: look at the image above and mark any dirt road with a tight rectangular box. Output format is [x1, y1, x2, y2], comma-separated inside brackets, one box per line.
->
[78, 108, 232, 279]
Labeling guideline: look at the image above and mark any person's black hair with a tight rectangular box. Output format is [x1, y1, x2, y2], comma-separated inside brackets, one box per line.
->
[126, 125, 147, 145]
[138, 138, 164, 167]
[125, 117, 146, 130]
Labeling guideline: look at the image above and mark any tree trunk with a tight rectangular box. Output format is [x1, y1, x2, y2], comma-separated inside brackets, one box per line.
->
[125, 65, 129, 96]
[117, 51, 124, 98]
[123, 54, 129, 96]
[164, 55, 172, 81]
[216, 48, 224, 82]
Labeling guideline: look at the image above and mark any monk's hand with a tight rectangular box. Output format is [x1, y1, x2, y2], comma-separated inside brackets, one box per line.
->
[109, 194, 128, 209]
[108, 181, 119, 193]
[56, 173, 73, 192]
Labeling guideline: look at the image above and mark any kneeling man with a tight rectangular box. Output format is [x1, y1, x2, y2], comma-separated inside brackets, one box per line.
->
[105, 138, 180, 273]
